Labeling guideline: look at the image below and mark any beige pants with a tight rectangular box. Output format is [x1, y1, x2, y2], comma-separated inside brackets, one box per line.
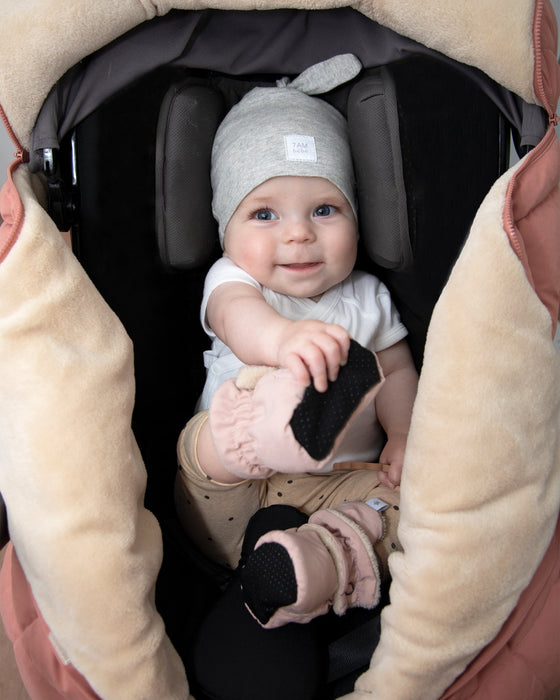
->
[175, 410, 402, 571]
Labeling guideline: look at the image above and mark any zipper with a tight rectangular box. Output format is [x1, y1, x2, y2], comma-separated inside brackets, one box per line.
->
[0, 103, 29, 164]
[533, 0, 559, 124]
[503, 0, 559, 264]
[533, 0, 546, 109]
[503, 126, 556, 268]
[504, 0, 559, 261]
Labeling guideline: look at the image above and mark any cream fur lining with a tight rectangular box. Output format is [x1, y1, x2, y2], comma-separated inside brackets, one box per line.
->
[340, 159, 560, 699]
[0, 0, 538, 150]
[0, 166, 191, 699]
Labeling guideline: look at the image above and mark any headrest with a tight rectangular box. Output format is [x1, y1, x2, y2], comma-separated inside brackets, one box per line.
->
[155, 80, 226, 269]
[348, 67, 412, 270]
[155, 68, 411, 271]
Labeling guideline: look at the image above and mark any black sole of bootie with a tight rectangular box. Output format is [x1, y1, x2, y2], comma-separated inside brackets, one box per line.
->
[240, 541, 298, 625]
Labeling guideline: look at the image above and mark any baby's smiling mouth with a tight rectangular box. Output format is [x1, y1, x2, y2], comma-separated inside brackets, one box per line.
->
[279, 262, 322, 270]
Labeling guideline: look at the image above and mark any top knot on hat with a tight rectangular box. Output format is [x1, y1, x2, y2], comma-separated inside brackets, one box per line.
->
[278, 53, 362, 94]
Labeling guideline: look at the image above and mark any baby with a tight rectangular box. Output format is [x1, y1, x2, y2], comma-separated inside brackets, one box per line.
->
[175, 55, 418, 633]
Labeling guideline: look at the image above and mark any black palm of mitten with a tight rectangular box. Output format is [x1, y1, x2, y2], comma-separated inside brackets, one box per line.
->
[290, 339, 383, 460]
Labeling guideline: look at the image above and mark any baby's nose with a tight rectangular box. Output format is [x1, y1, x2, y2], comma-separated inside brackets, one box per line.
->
[284, 220, 315, 243]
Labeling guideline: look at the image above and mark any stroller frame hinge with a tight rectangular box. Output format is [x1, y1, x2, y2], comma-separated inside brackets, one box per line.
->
[0, 104, 29, 164]
[41, 141, 78, 233]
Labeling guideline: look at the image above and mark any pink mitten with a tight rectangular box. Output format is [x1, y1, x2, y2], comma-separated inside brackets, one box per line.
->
[209, 340, 383, 479]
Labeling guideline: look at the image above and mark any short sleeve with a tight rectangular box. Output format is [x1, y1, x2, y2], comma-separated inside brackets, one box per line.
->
[200, 257, 261, 337]
[371, 278, 408, 351]
[346, 271, 408, 352]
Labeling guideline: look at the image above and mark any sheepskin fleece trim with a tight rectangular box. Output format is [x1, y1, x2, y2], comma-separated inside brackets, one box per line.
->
[0, 166, 191, 699]
[341, 160, 560, 700]
[0, 0, 542, 150]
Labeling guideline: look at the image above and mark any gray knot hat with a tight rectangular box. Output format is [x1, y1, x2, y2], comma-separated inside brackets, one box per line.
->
[211, 54, 362, 246]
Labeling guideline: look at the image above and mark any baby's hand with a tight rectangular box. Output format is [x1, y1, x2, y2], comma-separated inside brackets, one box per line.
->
[276, 320, 351, 392]
[377, 433, 407, 489]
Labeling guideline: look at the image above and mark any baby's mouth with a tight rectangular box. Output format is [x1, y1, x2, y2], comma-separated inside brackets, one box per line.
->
[280, 262, 321, 270]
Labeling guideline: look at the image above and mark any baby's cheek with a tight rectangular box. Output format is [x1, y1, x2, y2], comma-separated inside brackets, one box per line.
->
[230, 240, 276, 284]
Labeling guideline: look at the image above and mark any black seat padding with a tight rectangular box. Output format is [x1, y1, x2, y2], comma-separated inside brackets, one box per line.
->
[156, 82, 225, 270]
[348, 68, 411, 271]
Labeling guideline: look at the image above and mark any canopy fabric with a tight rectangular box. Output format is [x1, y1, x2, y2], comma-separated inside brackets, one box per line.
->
[25, 8, 539, 173]
[0, 0, 555, 152]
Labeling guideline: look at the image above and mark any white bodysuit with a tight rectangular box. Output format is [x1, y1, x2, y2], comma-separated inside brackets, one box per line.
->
[199, 256, 408, 467]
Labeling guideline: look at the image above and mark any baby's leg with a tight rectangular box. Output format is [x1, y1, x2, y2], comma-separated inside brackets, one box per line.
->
[239, 470, 401, 627]
[266, 469, 401, 577]
[175, 410, 266, 570]
[240, 500, 384, 628]
[193, 506, 326, 700]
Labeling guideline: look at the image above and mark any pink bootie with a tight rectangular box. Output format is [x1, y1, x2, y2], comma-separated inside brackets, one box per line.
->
[240, 501, 385, 629]
[209, 340, 383, 479]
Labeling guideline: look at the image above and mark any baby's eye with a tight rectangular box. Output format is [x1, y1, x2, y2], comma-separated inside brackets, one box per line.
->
[253, 209, 278, 221]
[314, 204, 335, 217]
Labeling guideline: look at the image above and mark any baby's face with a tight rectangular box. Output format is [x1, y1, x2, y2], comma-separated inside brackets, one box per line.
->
[223, 176, 357, 300]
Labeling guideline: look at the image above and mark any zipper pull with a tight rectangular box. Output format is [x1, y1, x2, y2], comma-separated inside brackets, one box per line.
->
[15, 149, 30, 163]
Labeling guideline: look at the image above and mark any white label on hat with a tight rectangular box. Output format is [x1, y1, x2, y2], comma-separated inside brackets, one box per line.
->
[284, 134, 317, 162]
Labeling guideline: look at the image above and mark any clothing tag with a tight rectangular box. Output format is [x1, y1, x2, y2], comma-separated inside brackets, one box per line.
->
[284, 134, 317, 162]
[365, 497, 390, 513]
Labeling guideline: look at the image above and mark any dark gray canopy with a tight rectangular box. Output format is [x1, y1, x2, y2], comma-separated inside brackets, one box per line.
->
[29, 8, 545, 172]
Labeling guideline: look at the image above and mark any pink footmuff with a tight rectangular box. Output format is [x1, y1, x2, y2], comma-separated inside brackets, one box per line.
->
[0, 543, 101, 700]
